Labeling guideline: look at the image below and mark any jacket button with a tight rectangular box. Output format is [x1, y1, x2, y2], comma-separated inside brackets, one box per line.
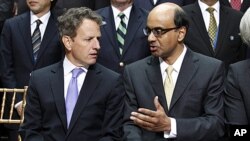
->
[119, 62, 124, 67]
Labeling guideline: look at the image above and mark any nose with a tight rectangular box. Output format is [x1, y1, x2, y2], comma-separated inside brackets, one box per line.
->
[93, 38, 101, 50]
[148, 32, 156, 42]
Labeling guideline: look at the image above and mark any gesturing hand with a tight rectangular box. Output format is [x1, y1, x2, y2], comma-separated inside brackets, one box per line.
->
[130, 96, 171, 132]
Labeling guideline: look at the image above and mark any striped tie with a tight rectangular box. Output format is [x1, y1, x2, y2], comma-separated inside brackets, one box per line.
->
[117, 13, 127, 55]
[32, 19, 42, 63]
[206, 7, 217, 49]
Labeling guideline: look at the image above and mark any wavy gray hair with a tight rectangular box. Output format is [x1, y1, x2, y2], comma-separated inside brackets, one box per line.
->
[240, 8, 250, 46]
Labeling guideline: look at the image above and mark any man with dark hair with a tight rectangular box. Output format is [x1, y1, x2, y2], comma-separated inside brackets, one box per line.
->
[0, 0, 63, 140]
[123, 3, 225, 141]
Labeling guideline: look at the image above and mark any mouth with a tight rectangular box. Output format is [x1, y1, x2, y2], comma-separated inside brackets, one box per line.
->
[90, 53, 98, 58]
[150, 45, 157, 52]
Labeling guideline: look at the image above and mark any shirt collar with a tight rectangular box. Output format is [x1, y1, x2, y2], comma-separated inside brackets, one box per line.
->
[30, 11, 51, 25]
[198, 0, 220, 13]
[63, 56, 88, 75]
[160, 46, 187, 76]
[111, 5, 132, 21]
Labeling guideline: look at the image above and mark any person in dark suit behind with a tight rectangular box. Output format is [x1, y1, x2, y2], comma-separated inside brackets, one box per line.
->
[134, 0, 196, 11]
[123, 3, 225, 141]
[220, 0, 250, 13]
[0, 0, 63, 140]
[14, 0, 28, 15]
[183, 0, 246, 70]
[19, 7, 124, 141]
[224, 7, 250, 141]
[0, 0, 14, 33]
[52, 0, 110, 16]
[96, 0, 151, 74]
[83, 0, 110, 10]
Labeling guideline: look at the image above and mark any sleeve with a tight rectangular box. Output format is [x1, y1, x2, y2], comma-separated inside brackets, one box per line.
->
[19, 72, 44, 141]
[224, 65, 248, 125]
[99, 75, 125, 141]
[123, 67, 143, 141]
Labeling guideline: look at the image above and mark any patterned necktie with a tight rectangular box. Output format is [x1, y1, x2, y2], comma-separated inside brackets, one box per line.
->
[164, 66, 174, 109]
[66, 68, 84, 128]
[206, 7, 217, 49]
[117, 13, 127, 55]
[32, 19, 42, 63]
[231, 0, 241, 11]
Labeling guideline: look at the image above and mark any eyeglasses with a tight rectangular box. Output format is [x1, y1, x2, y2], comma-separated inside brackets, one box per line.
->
[143, 27, 180, 37]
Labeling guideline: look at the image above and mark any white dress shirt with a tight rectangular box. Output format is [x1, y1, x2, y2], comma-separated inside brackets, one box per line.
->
[63, 57, 88, 100]
[160, 46, 187, 138]
[30, 11, 51, 41]
[111, 5, 132, 30]
[198, 0, 220, 31]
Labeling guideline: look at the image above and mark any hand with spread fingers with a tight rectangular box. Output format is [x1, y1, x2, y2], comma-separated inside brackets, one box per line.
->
[130, 96, 171, 132]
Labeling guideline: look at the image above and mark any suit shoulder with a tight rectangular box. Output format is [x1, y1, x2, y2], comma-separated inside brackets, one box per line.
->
[96, 6, 109, 14]
[192, 51, 223, 66]
[230, 59, 250, 71]
[182, 3, 195, 12]
[95, 63, 120, 78]
[31, 62, 61, 77]
[125, 56, 152, 70]
[221, 5, 243, 17]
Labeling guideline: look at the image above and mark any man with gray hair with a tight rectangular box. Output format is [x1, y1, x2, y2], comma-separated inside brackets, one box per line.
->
[19, 7, 124, 141]
[224, 7, 250, 140]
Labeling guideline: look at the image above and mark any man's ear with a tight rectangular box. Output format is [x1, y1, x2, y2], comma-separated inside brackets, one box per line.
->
[177, 26, 187, 42]
[62, 35, 72, 51]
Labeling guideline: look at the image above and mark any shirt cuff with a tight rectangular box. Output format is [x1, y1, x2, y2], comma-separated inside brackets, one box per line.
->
[14, 101, 22, 109]
[164, 117, 177, 138]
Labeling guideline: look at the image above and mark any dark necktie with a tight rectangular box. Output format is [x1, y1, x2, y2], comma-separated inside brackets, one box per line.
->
[66, 68, 84, 128]
[117, 13, 127, 55]
[32, 19, 42, 63]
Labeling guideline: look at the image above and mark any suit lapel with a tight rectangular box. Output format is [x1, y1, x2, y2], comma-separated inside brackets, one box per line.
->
[101, 7, 121, 58]
[122, 5, 144, 57]
[36, 15, 58, 64]
[66, 64, 102, 135]
[19, 12, 34, 63]
[214, 5, 230, 56]
[146, 56, 168, 112]
[191, 2, 215, 55]
[50, 62, 67, 132]
[169, 49, 198, 110]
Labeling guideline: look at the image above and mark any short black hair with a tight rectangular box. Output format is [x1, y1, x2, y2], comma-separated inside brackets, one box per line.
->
[174, 7, 189, 31]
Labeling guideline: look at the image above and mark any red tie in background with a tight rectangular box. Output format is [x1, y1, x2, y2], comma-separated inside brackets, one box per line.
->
[231, 0, 241, 11]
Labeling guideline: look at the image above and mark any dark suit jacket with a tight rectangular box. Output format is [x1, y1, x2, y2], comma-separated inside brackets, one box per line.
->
[220, 0, 250, 13]
[123, 48, 225, 141]
[134, 0, 196, 11]
[183, 1, 246, 69]
[0, 11, 63, 89]
[96, 4, 150, 74]
[83, 0, 110, 10]
[224, 59, 250, 125]
[52, 0, 109, 16]
[19, 62, 124, 141]
[0, 12, 64, 126]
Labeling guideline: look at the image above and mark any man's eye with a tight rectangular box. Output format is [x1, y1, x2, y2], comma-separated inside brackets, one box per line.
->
[154, 29, 162, 35]
[84, 38, 92, 41]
